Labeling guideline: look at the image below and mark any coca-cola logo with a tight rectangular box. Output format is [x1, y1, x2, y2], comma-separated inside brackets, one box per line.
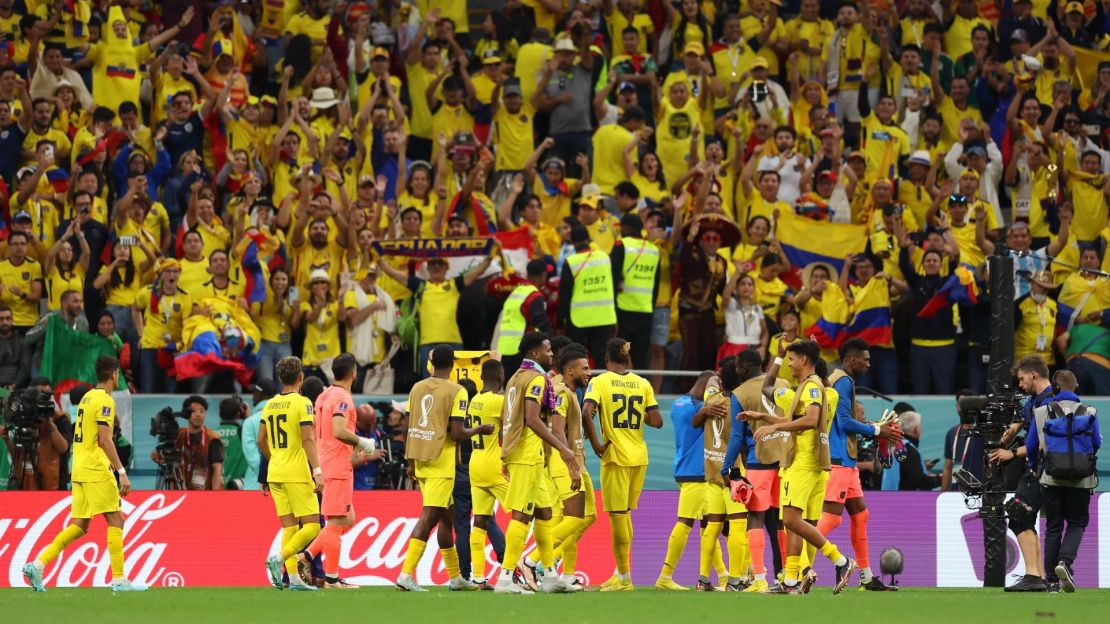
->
[3, 494, 185, 588]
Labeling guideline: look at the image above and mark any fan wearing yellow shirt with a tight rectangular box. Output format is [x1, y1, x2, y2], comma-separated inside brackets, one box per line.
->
[738, 339, 855, 594]
[607, 0, 655, 56]
[184, 192, 231, 259]
[0, 231, 45, 330]
[405, 35, 446, 159]
[583, 338, 663, 592]
[23, 356, 150, 593]
[576, 191, 619, 254]
[22, 99, 72, 166]
[1059, 146, 1110, 243]
[466, 359, 509, 589]
[191, 249, 247, 308]
[395, 345, 491, 592]
[493, 333, 582, 594]
[261, 356, 323, 591]
[491, 78, 534, 174]
[283, 0, 331, 61]
[133, 259, 191, 394]
[299, 270, 345, 376]
[739, 145, 791, 229]
[43, 218, 89, 311]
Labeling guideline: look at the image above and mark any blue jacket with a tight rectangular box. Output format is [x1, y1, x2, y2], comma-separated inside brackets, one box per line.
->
[829, 375, 878, 467]
[671, 394, 705, 481]
[1024, 390, 1087, 471]
[722, 393, 779, 477]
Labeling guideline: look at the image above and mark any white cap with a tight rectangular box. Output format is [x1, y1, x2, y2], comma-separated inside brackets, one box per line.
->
[907, 150, 932, 166]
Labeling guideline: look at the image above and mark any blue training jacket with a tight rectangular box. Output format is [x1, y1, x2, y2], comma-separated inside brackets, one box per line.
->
[830, 375, 879, 467]
[671, 394, 706, 481]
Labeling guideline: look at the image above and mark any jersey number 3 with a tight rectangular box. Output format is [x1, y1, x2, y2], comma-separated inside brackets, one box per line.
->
[611, 393, 643, 430]
[266, 414, 289, 449]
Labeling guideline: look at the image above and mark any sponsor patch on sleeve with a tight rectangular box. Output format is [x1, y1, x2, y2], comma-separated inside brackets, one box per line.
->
[339, 402, 349, 412]
[101, 406, 112, 417]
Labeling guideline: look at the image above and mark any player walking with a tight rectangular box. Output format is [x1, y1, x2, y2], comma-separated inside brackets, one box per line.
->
[723, 350, 788, 593]
[740, 340, 856, 594]
[820, 339, 900, 590]
[583, 338, 663, 592]
[494, 332, 582, 594]
[299, 353, 380, 588]
[23, 356, 147, 592]
[467, 359, 509, 589]
[396, 345, 492, 592]
[263, 356, 323, 591]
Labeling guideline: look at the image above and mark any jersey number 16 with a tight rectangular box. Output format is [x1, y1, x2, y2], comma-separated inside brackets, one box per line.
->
[266, 414, 289, 449]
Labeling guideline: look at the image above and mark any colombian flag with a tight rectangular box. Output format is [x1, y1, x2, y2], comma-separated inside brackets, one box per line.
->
[175, 297, 262, 386]
[842, 275, 894, 346]
[805, 283, 851, 348]
[776, 210, 869, 277]
[917, 264, 979, 318]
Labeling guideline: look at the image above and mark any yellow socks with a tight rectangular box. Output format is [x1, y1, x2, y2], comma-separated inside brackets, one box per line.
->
[800, 539, 813, 570]
[441, 546, 461, 579]
[565, 515, 594, 575]
[280, 522, 320, 575]
[820, 540, 845, 564]
[727, 518, 749, 580]
[470, 527, 488, 581]
[785, 555, 801, 584]
[36, 523, 85, 567]
[501, 519, 530, 575]
[698, 521, 723, 577]
[660, 522, 691, 577]
[281, 526, 299, 575]
[610, 513, 632, 575]
[106, 526, 124, 579]
[402, 538, 428, 575]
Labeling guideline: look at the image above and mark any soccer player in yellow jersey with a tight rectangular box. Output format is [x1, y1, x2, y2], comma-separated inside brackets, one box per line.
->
[739, 339, 856, 594]
[494, 332, 582, 594]
[396, 345, 492, 592]
[23, 356, 147, 592]
[521, 343, 597, 590]
[583, 338, 663, 592]
[467, 359, 509, 589]
[262, 356, 324, 591]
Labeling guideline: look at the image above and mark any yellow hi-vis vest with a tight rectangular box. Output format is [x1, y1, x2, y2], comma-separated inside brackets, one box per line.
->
[497, 283, 539, 356]
[616, 236, 660, 313]
[566, 249, 617, 328]
[1014, 296, 1057, 365]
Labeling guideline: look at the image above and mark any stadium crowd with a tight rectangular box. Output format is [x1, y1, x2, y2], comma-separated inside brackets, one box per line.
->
[0, 0, 1104, 400]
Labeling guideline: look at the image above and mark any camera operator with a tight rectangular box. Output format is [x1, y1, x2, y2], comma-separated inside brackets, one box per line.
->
[153, 396, 225, 490]
[942, 389, 986, 491]
[1024, 369, 1098, 593]
[217, 397, 247, 490]
[352, 403, 387, 490]
[0, 377, 72, 490]
[991, 355, 1067, 592]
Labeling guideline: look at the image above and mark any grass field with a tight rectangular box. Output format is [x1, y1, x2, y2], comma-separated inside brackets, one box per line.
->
[2, 587, 1105, 623]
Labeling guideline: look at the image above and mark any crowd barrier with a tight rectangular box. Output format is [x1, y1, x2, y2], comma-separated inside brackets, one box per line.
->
[0, 491, 1105, 588]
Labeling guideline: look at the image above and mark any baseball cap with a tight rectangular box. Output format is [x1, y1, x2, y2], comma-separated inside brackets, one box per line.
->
[503, 78, 522, 97]
[751, 57, 769, 70]
[371, 46, 390, 60]
[578, 193, 602, 209]
[683, 41, 704, 56]
[816, 169, 838, 182]
[1065, 1, 1084, 14]
[13, 209, 32, 222]
[1010, 28, 1027, 43]
[847, 150, 865, 161]
[618, 81, 636, 92]
[250, 378, 277, 398]
[965, 145, 987, 158]
[481, 49, 502, 65]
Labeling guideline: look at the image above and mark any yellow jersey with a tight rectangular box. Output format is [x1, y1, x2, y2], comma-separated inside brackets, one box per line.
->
[773, 381, 839, 470]
[493, 106, 534, 172]
[72, 388, 115, 482]
[45, 264, 85, 311]
[467, 390, 505, 486]
[299, 300, 341, 366]
[0, 258, 43, 326]
[135, 286, 192, 350]
[262, 391, 316, 483]
[253, 289, 296, 343]
[585, 370, 658, 467]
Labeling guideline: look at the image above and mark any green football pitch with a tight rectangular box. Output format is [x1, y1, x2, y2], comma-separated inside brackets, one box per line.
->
[2, 587, 1106, 623]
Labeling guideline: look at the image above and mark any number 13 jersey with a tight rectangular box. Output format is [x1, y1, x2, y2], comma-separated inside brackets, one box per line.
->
[585, 371, 658, 467]
[263, 392, 316, 483]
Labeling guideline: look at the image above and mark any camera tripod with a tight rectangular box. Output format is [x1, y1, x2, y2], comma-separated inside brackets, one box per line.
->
[155, 449, 186, 490]
[5, 433, 39, 491]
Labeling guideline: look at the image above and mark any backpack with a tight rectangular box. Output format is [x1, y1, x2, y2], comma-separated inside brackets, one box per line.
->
[1041, 403, 1099, 481]
[395, 283, 424, 355]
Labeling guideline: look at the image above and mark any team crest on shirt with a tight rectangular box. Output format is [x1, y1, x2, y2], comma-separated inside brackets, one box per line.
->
[21, 272, 29, 280]
[173, 303, 181, 312]
[520, 114, 528, 122]
[809, 388, 820, 399]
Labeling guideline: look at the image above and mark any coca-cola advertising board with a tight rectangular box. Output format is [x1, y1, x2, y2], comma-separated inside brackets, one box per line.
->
[0, 491, 1105, 588]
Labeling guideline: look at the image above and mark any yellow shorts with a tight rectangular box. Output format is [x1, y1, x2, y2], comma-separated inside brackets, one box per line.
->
[704, 481, 747, 517]
[71, 479, 120, 519]
[416, 476, 455, 509]
[506, 462, 551, 514]
[551, 470, 597, 518]
[270, 481, 320, 518]
[676, 481, 706, 520]
[472, 480, 509, 516]
[779, 467, 828, 520]
[600, 464, 646, 513]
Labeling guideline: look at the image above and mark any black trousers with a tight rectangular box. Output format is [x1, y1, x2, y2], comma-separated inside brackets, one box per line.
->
[1042, 485, 1091, 581]
[616, 310, 653, 370]
[568, 324, 616, 368]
